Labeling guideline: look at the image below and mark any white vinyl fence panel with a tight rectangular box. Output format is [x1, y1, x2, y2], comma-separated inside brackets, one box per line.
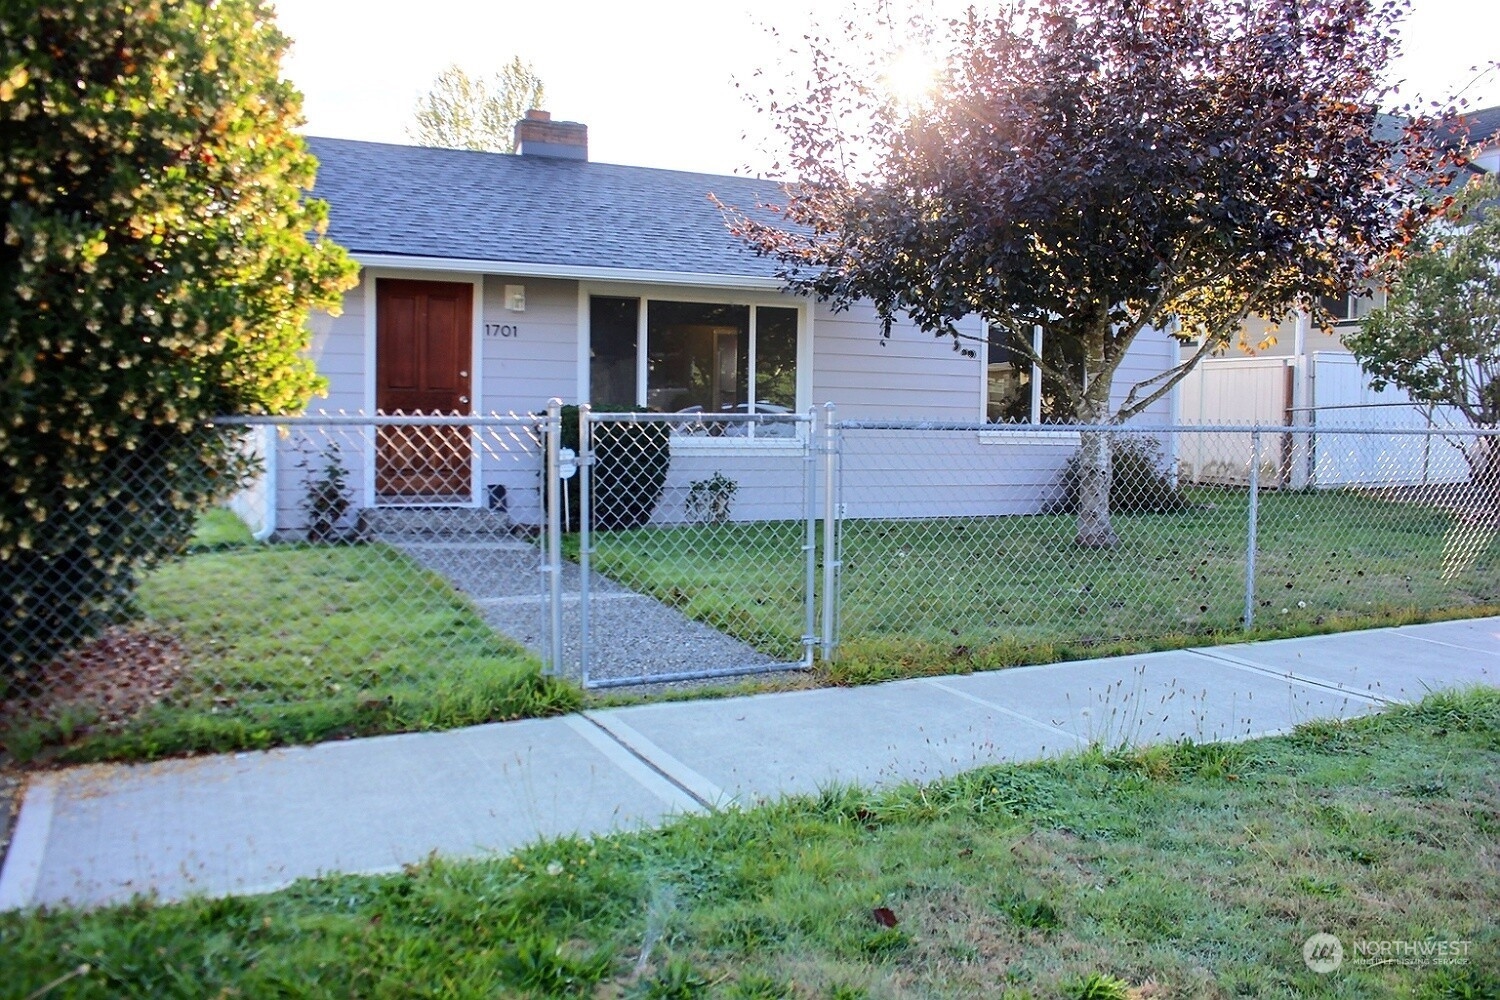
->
[1178, 357, 1289, 485]
[1309, 353, 1471, 487]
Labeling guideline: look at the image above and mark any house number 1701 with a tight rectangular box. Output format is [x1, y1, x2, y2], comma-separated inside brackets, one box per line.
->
[485, 324, 519, 338]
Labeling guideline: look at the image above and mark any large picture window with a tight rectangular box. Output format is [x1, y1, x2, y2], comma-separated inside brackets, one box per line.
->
[590, 296, 800, 422]
[646, 301, 749, 413]
[986, 325, 1086, 424]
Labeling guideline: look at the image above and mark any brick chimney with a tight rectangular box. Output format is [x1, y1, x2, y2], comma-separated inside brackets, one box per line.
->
[513, 109, 588, 160]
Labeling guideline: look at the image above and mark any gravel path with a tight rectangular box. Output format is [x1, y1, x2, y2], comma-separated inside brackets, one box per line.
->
[395, 541, 801, 687]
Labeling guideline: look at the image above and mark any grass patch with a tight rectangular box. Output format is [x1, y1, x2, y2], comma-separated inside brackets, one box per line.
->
[581, 488, 1499, 682]
[3, 689, 1497, 997]
[187, 508, 256, 551]
[2, 514, 580, 763]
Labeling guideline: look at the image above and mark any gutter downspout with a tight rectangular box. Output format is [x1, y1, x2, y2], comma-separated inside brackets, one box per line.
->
[1287, 311, 1313, 489]
[254, 424, 278, 542]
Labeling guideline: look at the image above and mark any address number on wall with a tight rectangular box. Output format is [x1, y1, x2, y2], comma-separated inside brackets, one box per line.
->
[484, 323, 519, 338]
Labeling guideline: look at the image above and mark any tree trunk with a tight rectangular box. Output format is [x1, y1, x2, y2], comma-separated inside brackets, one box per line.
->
[1072, 318, 1118, 549]
[1075, 429, 1119, 548]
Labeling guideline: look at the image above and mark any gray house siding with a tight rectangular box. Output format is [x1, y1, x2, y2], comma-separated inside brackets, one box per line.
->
[810, 305, 983, 422]
[651, 299, 1178, 525]
[656, 450, 811, 525]
[820, 312, 1180, 522]
[273, 282, 368, 535]
[837, 430, 1082, 520]
[477, 275, 578, 526]
[267, 267, 1180, 535]
[305, 289, 367, 411]
[478, 275, 578, 414]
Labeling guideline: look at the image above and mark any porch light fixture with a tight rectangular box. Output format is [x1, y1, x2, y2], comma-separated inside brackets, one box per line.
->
[506, 284, 526, 312]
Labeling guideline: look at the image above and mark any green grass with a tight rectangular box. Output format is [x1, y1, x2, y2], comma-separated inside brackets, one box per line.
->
[10, 490, 1496, 763]
[581, 488, 1500, 682]
[2, 513, 580, 763]
[186, 508, 256, 551]
[566, 520, 812, 661]
[3, 689, 1497, 998]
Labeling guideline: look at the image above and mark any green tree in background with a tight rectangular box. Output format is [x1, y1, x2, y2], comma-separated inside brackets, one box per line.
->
[409, 58, 546, 153]
[0, 0, 358, 684]
[1347, 173, 1500, 493]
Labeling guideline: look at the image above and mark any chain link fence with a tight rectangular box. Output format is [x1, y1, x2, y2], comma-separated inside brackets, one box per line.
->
[3, 407, 1496, 755]
[829, 420, 1498, 670]
[0, 412, 567, 758]
[576, 408, 819, 688]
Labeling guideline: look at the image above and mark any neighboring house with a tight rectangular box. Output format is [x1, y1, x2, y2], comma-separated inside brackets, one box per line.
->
[1460, 104, 1500, 175]
[1177, 105, 1499, 487]
[253, 110, 1180, 535]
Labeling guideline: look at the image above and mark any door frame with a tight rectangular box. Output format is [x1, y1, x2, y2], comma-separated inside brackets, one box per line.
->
[362, 268, 485, 508]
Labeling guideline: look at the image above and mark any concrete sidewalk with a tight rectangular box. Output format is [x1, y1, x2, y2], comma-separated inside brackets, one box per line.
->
[2, 617, 1495, 911]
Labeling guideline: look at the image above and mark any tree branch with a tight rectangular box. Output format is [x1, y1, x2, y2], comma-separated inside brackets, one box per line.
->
[1116, 284, 1272, 420]
[1116, 335, 1215, 421]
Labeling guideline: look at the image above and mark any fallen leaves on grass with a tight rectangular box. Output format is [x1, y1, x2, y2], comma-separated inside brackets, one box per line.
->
[0, 626, 185, 735]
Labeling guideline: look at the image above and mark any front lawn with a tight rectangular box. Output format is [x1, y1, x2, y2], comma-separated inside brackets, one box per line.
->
[7, 486, 1495, 763]
[0, 512, 580, 763]
[584, 488, 1500, 681]
[3, 689, 1496, 997]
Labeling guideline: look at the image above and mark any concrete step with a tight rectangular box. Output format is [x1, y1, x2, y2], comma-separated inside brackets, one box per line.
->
[359, 505, 517, 541]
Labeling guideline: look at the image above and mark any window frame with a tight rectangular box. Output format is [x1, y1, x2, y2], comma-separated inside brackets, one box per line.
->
[580, 283, 812, 450]
[1320, 288, 1387, 327]
[982, 324, 1086, 426]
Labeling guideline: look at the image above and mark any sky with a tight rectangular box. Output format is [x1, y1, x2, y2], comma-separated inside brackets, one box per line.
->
[274, 0, 1500, 177]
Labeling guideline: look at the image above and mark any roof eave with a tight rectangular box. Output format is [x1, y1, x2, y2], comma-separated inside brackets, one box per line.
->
[350, 252, 787, 291]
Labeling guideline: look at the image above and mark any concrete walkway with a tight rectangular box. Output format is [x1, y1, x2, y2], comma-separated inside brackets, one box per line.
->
[1, 617, 1495, 911]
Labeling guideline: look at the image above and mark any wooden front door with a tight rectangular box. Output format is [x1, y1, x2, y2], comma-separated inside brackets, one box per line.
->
[375, 279, 473, 500]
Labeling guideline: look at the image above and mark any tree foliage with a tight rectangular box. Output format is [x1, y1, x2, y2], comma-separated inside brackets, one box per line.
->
[727, 0, 1453, 545]
[409, 59, 546, 153]
[1347, 172, 1500, 496]
[1347, 173, 1500, 429]
[0, 0, 357, 682]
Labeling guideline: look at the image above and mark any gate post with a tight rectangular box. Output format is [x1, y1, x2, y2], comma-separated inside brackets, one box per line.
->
[544, 399, 565, 675]
[578, 404, 593, 686]
[820, 403, 841, 662]
[801, 410, 818, 667]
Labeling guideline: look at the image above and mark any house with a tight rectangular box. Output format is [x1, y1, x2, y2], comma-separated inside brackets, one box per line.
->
[249, 111, 1181, 536]
[1459, 104, 1500, 175]
[1176, 105, 1500, 488]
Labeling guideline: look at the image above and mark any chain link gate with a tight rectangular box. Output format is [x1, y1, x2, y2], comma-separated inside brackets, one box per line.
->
[571, 406, 824, 688]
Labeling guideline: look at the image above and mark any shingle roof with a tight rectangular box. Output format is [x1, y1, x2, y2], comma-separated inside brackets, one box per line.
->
[1450, 105, 1500, 150]
[305, 137, 790, 280]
